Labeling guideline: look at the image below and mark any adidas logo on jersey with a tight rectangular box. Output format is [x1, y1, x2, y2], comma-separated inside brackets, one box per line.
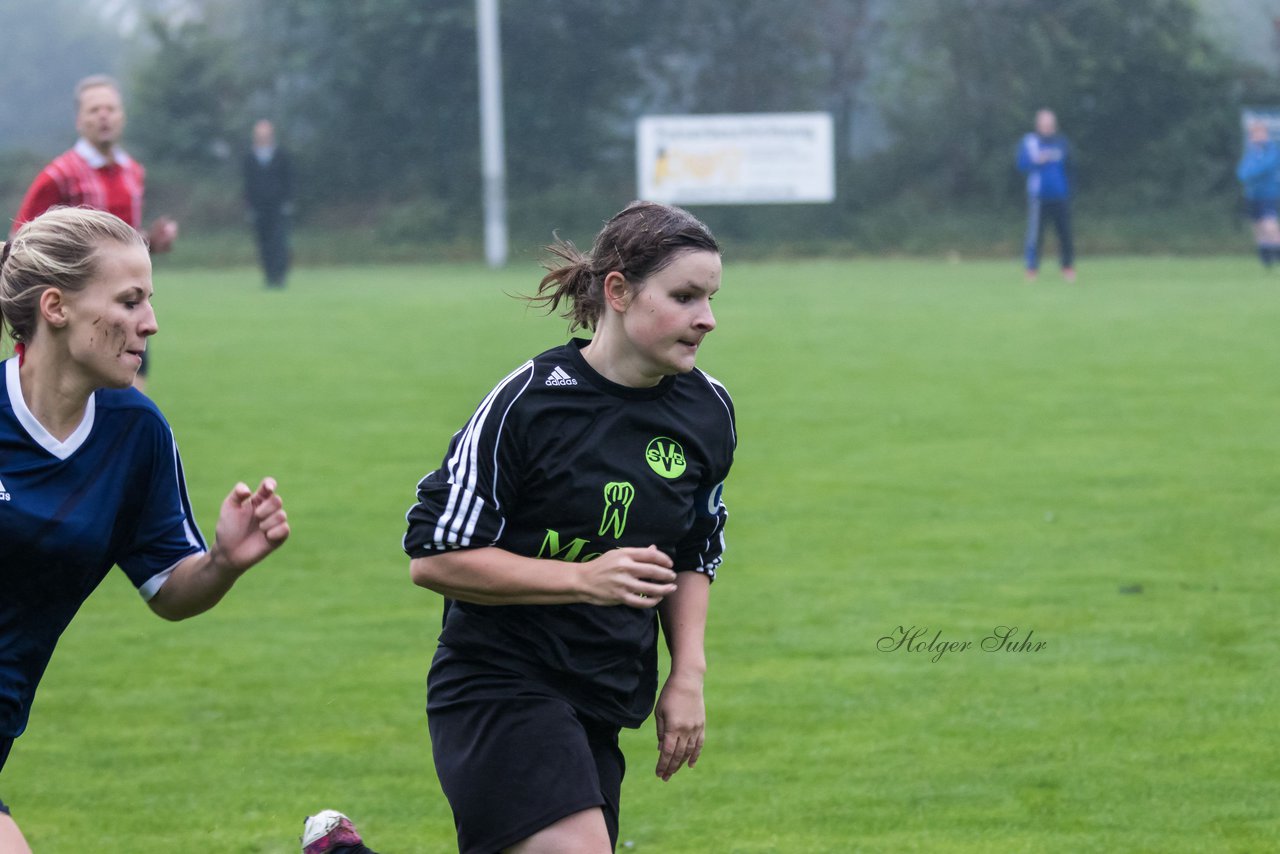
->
[0, 477, 9, 501]
[545, 366, 578, 387]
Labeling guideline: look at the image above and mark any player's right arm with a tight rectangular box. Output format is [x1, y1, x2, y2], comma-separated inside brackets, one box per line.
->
[12, 172, 64, 234]
[404, 362, 677, 608]
[410, 545, 676, 608]
[1016, 135, 1038, 174]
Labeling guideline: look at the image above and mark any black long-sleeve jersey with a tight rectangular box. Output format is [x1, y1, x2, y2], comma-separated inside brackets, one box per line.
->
[404, 338, 735, 726]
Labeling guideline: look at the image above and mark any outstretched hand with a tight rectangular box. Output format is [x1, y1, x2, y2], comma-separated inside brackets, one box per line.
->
[210, 477, 289, 573]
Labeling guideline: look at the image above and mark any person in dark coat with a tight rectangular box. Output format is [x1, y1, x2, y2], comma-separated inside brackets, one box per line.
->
[243, 120, 293, 288]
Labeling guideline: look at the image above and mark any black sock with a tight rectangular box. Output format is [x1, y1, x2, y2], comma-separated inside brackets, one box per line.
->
[1259, 246, 1273, 267]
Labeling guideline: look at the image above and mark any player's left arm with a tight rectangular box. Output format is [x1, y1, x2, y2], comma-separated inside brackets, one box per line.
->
[148, 478, 289, 621]
[654, 569, 710, 781]
[146, 217, 179, 254]
[1259, 142, 1280, 176]
[654, 378, 734, 781]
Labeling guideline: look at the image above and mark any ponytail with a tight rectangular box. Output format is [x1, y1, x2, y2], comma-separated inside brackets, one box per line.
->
[531, 236, 604, 332]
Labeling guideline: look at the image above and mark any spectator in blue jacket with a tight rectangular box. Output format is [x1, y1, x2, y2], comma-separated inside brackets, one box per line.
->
[1236, 120, 1280, 268]
[1017, 109, 1074, 282]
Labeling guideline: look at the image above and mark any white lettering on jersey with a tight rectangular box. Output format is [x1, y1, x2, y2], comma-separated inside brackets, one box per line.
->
[545, 366, 578, 387]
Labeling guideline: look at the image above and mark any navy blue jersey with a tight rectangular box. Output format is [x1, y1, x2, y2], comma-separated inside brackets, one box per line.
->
[404, 339, 735, 726]
[0, 357, 206, 738]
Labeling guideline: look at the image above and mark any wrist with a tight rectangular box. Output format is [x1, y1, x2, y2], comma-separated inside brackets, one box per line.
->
[567, 562, 591, 603]
[206, 540, 243, 577]
[666, 663, 706, 687]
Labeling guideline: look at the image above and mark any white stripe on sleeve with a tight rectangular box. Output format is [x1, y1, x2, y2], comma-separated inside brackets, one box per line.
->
[432, 361, 534, 548]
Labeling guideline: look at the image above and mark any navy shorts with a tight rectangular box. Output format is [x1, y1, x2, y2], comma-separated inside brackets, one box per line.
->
[1248, 198, 1279, 221]
[426, 648, 625, 854]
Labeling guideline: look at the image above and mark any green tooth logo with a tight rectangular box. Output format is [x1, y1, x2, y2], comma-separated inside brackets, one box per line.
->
[645, 437, 686, 479]
[599, 481, 636, 538]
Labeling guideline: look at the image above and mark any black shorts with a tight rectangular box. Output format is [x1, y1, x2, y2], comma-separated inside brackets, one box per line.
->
[427, 648, 625, 854]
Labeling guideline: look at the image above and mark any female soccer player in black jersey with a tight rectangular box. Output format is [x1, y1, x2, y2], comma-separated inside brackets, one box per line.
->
[404, 201, 735, 853]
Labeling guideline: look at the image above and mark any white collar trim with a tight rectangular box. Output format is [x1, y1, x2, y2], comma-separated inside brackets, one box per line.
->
[5, 357, 96, 460]
[74, 137, 131, 169]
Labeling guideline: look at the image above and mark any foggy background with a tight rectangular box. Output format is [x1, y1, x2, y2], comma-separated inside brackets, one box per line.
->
[5, 0, 1280, 260]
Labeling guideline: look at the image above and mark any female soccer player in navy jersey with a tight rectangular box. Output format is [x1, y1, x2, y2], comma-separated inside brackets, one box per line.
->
[404, 201, 735, 853]
[0, 207, 289, 853]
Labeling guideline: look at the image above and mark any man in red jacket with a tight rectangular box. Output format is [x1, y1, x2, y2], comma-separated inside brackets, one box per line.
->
[12, 75, 179, 390]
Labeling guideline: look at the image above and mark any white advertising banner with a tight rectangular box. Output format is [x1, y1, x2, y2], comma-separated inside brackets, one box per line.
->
[636, 112, 835, 205]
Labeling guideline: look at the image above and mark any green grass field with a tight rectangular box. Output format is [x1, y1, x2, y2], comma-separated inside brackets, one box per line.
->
[5, 255, 1280, 852]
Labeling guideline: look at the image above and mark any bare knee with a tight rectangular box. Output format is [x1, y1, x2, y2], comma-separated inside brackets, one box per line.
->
[503, 807, 611, 854]
[0, 813, 35, 854]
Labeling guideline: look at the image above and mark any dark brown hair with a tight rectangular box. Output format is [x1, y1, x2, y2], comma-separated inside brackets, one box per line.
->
[531, 201, 719, 331]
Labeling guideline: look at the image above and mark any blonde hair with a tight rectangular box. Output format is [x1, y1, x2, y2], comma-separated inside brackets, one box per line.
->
[1, 207, 145, 345]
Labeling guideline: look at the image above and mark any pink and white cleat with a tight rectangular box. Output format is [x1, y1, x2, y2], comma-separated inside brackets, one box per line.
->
[302, 810, 372, 854]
